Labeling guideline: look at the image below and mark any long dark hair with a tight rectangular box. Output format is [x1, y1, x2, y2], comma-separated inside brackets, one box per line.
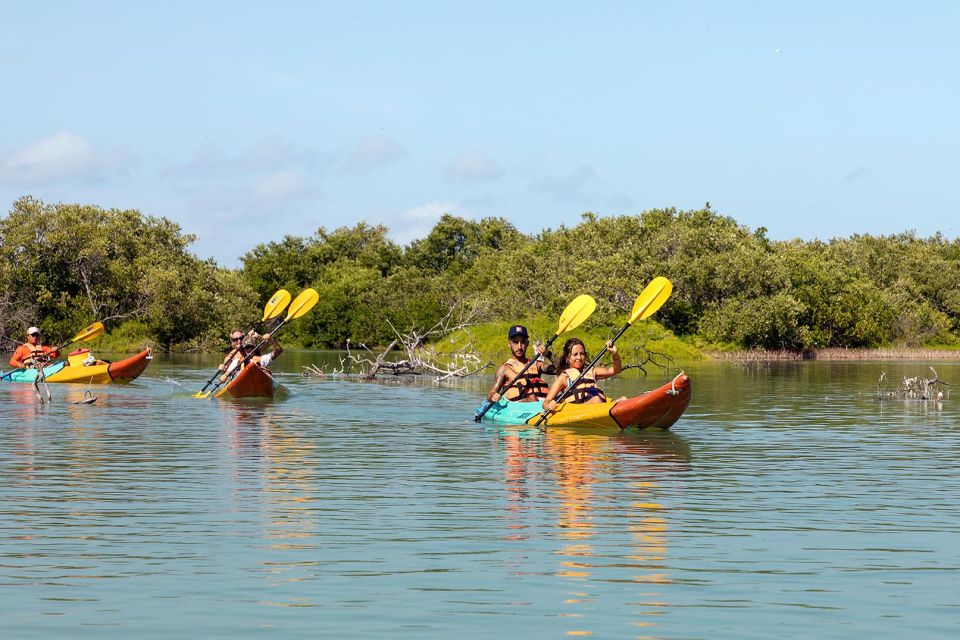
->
[556, 337, 590, 371]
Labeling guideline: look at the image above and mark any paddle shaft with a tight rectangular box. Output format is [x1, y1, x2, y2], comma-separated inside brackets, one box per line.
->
[197, 345, 240, 394]
[534, 321, 631, 427]
[475, 333, 559, 421]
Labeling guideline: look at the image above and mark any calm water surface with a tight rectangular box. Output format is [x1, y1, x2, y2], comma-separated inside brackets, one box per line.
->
[1, 353, 958, 638]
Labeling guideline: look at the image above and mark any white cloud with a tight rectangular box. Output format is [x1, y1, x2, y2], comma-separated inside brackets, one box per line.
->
[531, 165, 599, 203]
[443, 151, 504, 182]
[402, 202, 456, 221]
[0, 131, 132, 186]
[253, 170, 313, 201]
[162, 136, 321, 238]
[343, 135, 409, 174]
[180, 171, 318, 221]
[388, 201, 472, 245]
[164, 135, 322, 178]
[606, 192, 636, 210]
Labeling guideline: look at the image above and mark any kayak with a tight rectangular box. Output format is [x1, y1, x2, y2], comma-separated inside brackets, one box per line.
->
[476, 372, 691, 430]
[214, 363, 283, 399]
[0, 348, 152, 384]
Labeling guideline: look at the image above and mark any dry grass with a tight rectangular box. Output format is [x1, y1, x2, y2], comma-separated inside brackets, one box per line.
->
[708, 347, 960, 362]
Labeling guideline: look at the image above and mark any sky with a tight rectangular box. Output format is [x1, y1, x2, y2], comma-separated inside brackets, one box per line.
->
[1, 1, 957, 266]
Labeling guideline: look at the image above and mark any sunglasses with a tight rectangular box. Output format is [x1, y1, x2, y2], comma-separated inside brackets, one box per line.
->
[29, 332, 41, 337]
[231, 336, 243, 342]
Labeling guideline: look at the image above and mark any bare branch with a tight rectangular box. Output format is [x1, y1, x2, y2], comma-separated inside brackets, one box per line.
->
[303, 298, 491, 382]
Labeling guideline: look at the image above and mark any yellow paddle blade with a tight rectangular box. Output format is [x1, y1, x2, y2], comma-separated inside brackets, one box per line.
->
[262, 289, 291, 322]
[192, 391, 210, 399]
[557, 295, 597, 334]
[71, 322, 105, 343]
[285, 288, 319, 320]
[629, 277, 673, 323]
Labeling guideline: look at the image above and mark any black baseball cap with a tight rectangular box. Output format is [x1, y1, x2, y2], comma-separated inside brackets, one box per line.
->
[507, 325, 529, 340]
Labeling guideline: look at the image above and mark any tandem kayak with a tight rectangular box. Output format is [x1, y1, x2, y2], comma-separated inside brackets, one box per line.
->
[214, 363, 283, 399]
[476, 372, 691, 431]
[0, 348, 152, 384]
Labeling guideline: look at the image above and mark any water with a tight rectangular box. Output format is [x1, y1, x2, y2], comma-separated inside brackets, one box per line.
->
[1, 353, 958, 638]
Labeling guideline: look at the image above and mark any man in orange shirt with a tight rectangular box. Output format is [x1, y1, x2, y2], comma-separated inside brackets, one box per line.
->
[9, 327, 60, 369]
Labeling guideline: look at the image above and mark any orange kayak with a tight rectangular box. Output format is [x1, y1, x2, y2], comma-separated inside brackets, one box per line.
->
[214, 363, 281, 399]
[106, 349, 153, 383]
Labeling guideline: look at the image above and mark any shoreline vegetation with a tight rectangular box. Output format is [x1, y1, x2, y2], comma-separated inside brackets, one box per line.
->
[707, 347, 960, 362]
[2, 197, 959, 360]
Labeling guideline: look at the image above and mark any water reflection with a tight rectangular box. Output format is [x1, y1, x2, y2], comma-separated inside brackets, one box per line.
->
[493, 427, 691, 636]
[222, 402, 320, 600]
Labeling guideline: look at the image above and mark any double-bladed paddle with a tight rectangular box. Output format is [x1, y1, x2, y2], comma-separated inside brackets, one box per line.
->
[535, 277, 673, 427]
[475, 294, 597, 422]
[193, 289, 292, 398]
[201, 288, 319, 399]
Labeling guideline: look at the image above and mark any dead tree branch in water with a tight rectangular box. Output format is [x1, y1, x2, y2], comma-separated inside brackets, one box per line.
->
[619, 344, 676, 376]
[302, 299, 494, 382]
[876, 367, 949, 400]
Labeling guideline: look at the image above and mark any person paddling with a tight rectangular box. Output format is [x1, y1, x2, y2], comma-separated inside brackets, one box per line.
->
[219, 330, 282, 382]
[8, 327, 60, 369]
[217, 330, 247, 375]
[542, 337, 623, 411]
[486, 325, 556, 403]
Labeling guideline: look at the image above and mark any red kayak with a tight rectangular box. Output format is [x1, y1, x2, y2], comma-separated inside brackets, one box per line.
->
[608, 373, 691, 429]
[214, 363, 281, 399]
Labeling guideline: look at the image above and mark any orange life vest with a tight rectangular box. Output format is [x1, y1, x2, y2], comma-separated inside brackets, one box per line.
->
[563, 367, 607, 403]
[10, 343, 57, 368]
[500, 358, 550, 401]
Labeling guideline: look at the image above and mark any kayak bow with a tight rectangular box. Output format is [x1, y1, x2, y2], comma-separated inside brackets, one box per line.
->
[214, 363, 283, 399]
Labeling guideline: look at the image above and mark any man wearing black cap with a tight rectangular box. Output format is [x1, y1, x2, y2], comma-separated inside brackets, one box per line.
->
[486, 324, 556, 403]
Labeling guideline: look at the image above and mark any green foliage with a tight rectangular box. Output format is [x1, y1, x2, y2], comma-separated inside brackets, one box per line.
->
[0, 197, 256, 351]
[4, 197, 958, 354]
[445, 317, 700, 371]
[405, 214, 524, 274]
[240, 222, 404, 304]
[92, 320, 156, 352]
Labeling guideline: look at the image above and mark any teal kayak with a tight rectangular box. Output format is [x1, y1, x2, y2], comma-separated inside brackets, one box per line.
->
[475, 399, 545, 424]
[0, 360, 67, 383]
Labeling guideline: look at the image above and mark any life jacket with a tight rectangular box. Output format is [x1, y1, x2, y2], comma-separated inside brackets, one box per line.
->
[500, 358, 550, 401]
[563, 367, 607, 403]
[13, 343, 50, 367]
[225, 348, 260, 375]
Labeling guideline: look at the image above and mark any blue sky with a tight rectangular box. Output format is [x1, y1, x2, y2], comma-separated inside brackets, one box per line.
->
[1, 2, 957, 265]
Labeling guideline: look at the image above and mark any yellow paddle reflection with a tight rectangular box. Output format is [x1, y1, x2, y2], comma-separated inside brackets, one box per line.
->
[494, 426, 690, 637]
[224, 403, 320, 604]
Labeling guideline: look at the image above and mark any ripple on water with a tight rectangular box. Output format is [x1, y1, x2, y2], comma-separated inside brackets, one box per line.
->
[1, 359, 959, 637]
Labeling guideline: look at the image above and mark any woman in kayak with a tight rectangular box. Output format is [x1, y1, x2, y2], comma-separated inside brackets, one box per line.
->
[486, 324, 556, 402]
[219, 331, 282, 382]
[542, 337, 622, 410]
[8, 326, 60, 368]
